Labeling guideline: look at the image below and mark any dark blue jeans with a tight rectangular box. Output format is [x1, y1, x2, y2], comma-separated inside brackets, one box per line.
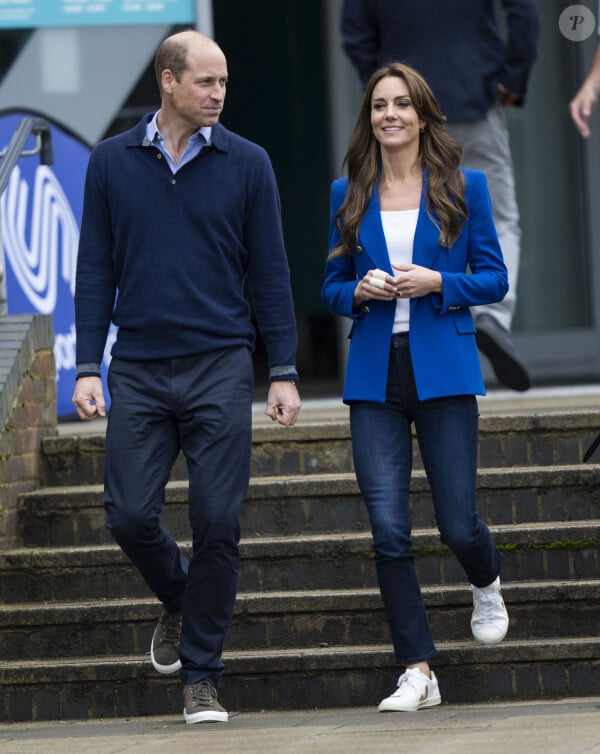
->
[350, 334, 502, 665]
[104, 347, 253, 686]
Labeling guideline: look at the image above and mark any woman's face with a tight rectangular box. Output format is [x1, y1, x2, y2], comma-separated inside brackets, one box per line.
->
[370, 75, 425, 152]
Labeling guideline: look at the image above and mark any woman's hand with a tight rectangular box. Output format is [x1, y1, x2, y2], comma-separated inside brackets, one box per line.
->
[353, 269, 398, 307]
[392, 264, 442, 298]
[353, 265, 442, 308]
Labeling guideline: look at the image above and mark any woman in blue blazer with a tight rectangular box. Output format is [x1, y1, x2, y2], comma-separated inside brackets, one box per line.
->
[322, 63, 510, 713]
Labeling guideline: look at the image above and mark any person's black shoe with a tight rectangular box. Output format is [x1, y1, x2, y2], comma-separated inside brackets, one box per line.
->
[475, 313, 531, 392]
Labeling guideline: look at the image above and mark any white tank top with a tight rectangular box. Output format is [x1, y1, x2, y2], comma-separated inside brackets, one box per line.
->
[380, 209, 419, 333]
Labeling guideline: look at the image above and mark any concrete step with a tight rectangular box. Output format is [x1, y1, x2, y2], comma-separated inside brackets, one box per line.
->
[41, 410, 600, 486]
[17, 464, 600, 547]
[0, 581, 598, 662]
[1, 636, 599, 722]
[2, 521, 599, 603]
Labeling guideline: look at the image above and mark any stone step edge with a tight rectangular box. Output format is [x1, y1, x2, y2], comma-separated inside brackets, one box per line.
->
[1, 637, 599, 683]
[44, 408, 600, 452]
[19, 464, 600, 506]
[2, 520, 600, 565]
[1, 579, 598, 626]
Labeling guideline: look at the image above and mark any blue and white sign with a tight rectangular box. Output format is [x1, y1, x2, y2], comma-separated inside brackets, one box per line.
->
[0, 111, 115, 417]
[0, 0, 195, 30]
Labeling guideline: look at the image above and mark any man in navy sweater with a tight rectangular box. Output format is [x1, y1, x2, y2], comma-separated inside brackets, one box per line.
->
[72, 30, 301, 724]
[341, 0, 539, 391]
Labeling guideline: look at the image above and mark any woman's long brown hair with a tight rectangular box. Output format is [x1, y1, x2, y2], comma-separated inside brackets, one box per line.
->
[331, 63, 467, 257]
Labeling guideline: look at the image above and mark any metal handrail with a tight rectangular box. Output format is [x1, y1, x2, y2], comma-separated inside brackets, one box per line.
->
[0, 117, 54, 314]
[0, 117, 54, 195]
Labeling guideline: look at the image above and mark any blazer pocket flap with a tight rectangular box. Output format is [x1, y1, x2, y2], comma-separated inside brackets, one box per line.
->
[453, 314, 476, 335]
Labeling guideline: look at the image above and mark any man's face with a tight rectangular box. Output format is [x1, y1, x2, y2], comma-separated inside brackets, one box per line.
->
[166, 43, 228, 128]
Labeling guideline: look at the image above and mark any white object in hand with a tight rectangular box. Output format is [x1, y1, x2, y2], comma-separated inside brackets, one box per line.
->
[370, 276, 386, 289]
[371, 269, 388, 280]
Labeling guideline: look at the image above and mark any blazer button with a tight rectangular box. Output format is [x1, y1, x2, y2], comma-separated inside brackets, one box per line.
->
[355, 245, 363, 254]
[364, 306, 370, 314]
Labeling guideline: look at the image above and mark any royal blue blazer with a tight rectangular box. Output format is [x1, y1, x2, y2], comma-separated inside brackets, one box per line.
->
[321, 168, 508, 403]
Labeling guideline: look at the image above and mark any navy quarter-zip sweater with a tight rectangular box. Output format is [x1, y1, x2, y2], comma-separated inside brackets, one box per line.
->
[75, 115, 298, 380]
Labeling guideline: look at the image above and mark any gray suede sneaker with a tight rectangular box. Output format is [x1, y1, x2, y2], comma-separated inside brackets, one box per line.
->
[183, 680, 228, 724]
[150, 607, 182, 674]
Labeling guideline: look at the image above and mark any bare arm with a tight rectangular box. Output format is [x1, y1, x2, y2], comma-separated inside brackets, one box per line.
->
[570, 42, 600, 138]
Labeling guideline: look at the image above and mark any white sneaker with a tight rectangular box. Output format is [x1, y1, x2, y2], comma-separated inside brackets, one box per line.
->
[377, 668, 442, 712]
[471, 576, 509, 644]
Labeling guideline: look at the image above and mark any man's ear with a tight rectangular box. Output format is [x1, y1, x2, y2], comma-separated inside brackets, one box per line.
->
[161, 69, 175, 93]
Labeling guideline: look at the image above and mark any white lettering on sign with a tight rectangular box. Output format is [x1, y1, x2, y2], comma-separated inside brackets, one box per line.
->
[1, 164, 78, 314]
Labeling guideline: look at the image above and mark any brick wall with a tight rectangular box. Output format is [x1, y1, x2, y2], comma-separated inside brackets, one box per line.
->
[0, 314, 57, 548]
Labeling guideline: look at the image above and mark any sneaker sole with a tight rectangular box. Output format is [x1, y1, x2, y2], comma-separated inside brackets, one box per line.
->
[150, 639, 182, 674]
[471, 625, 509, 645]
[184, 709, 229, 724]
[378, 694, 441, 713]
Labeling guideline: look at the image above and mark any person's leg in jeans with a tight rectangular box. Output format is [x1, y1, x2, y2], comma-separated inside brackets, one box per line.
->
[414, 392, 509, 646]
[350, 339, 436, 666]
[351, 337, 441, 712]
[413, 394, 502, 588]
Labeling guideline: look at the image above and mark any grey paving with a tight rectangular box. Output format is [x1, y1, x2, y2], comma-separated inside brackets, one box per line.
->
[0, 698, 599, 753]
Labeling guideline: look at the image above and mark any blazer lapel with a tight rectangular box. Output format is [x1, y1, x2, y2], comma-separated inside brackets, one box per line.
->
[357, 185, 393, 271]
[413, 190, 443, 269]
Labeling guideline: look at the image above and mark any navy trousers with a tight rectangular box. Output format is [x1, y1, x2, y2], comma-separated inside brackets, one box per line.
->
[104, 347, 253, 686]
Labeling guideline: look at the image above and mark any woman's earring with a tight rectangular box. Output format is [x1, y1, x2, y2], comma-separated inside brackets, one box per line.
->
[420, 126, 426, 133]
